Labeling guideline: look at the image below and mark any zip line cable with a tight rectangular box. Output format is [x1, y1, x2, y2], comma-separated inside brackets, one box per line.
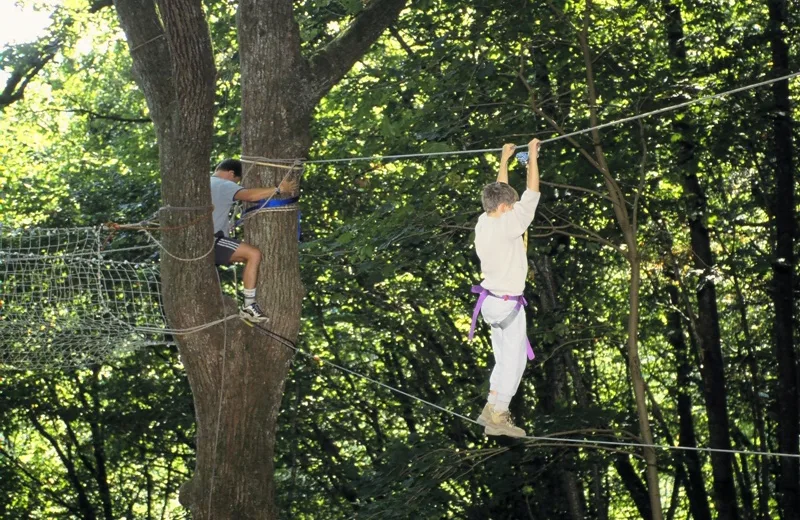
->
[240, 70, 800, 167]
[242, 320, 800, 461]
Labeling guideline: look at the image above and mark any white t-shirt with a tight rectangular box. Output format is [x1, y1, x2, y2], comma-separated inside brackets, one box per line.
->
[210, 176, 243, 236]
[474, 189, 541, 296]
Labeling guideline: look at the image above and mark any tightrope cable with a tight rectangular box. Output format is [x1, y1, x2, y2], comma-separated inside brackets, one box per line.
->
[259, 71, 799, 166]
[243, 321, 800, 461]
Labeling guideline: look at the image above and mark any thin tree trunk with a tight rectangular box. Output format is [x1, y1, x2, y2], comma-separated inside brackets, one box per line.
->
[681, 101, 740, 520]
[578, 3, 661, 514]
[766, 0, 800, 516]
[614, 455, 652, 520]
[529, 2, 662, 513]
[731, 430, 756, 520]
[725, 240, 771, 518]
[659, 1, 739, 517]
[533, 255, 587, 520]
[664, 265, 712, 520]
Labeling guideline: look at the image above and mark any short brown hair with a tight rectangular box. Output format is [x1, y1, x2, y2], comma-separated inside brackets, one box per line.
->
[481, 182, 519, 212]
[215, 158, 243, 178]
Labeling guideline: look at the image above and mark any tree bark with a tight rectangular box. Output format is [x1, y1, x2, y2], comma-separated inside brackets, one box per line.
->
[767, 0, 800, 516]
[533, 254, 588, 520]
[659, 1, 739, 517]
[115, 0, 406, 517]
[578, 3, 661, 514]
[664, 265, 712, 520]
[614, 454, 652, 520]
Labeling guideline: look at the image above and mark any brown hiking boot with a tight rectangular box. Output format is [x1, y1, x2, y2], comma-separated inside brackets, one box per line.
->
[484, 410, 526, 438]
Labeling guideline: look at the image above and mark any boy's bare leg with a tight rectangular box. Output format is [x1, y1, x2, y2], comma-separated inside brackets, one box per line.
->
[230, 243, 262, 290]
[230, 243, 268, 322]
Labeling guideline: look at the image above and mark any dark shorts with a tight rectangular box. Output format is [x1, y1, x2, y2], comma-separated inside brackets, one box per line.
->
[214, 232, 241, 265]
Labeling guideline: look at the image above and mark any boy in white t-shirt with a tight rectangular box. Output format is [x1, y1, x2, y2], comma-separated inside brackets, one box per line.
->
[470, 138, 541, 437]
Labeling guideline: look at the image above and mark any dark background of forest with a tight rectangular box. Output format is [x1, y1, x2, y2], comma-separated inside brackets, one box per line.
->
[1, 0, 798, 518]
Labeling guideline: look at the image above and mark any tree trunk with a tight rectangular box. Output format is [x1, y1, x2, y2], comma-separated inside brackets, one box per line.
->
[614, 454, 652, 520]
[664, 265, 712, 520]
[728, 247, 771, 518]
[114, 0, 406, 517]
[578, 4, 661, 510]
[766, 0, 800, 516]
[234, 2, 312, 515]
[532, 255, 587, 520]
[681, 98, 741, 520]
[659, 1, 739, 517]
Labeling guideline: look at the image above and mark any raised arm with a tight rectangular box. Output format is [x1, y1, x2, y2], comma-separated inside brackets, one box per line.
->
[234, 178, 298, 202]
[527, 138, 541, 192]
[497, 143, 515, 183]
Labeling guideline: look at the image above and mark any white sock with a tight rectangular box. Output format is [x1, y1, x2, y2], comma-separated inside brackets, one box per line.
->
[243, 288, 256, 307]
[494, 396, 511, 413]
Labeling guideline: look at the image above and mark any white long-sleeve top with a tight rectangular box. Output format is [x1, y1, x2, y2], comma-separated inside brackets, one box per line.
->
[474, 189, 541, 296]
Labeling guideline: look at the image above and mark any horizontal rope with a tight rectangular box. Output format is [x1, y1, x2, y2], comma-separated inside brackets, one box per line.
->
[262, 71, 799, 166]
[159, 205, 214, 212]
[239, 158, 302, 170]
[133, 314, 239, 335]
[141, 229, 215, 263]
[243, 321, 800, 460]
[240, 156, 299, 164]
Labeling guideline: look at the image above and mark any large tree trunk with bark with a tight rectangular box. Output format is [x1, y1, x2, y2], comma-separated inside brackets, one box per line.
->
[659, 1, 739, 517]
[766, 0, 800, 515]
[114, 0, 406, 517]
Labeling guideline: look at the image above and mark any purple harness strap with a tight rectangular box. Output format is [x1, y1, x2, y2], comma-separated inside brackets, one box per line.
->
[469, 285, 535, 361]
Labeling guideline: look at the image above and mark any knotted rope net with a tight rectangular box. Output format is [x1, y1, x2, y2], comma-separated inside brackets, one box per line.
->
[0, 226, 174, 369]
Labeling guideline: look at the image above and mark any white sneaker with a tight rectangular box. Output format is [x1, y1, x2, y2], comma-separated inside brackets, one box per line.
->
[484, 410, 526, 438]
[477, 403, 494, 426]
[240, 302, 269, 323]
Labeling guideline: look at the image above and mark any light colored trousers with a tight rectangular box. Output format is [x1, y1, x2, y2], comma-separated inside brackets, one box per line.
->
[481, 296, 528, 402]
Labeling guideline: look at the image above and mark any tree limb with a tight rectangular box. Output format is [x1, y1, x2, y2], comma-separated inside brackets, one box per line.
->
[0, 1, 114, 109]
[28, 412, 98, 520]
[0, 443, 81, 515]
[113, 0, 174, 130]
[308, 0, 408, 102]
[89, 0, 114, 13]
[54, 107, 151, 123]
[0, 41, 58, 109]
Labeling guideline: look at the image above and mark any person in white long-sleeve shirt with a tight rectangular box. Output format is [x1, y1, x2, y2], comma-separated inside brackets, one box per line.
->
[473, 138, 541, 438]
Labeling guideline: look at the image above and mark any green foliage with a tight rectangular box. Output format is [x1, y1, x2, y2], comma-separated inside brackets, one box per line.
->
[1, 0, 798, 517]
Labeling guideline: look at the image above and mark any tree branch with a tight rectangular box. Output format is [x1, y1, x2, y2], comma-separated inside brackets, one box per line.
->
[60, 107, 152, 123]
[28, 412, 97, 520]
[0, 444, 81, 515]
[89, 0, 114, 13]
[0, 41, 58, 109]
[0, 1, 114, 109]
[308, 0, 408, 101]
[113, 0, 174, 131]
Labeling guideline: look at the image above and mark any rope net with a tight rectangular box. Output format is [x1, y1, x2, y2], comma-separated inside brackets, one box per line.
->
[0, 226, 170, 369]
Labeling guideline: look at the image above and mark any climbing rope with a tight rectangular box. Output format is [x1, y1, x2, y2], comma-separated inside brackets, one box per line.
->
[241, 321, 800, 461]
[246, 71, 800, 166]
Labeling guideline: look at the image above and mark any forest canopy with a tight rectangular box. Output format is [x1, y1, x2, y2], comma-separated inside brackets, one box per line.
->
[0, 0, 798, 519]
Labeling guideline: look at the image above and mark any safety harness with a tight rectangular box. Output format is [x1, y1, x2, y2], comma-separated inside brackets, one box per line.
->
[468, 285, 535, 361]
[233, 196, 302, 240]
